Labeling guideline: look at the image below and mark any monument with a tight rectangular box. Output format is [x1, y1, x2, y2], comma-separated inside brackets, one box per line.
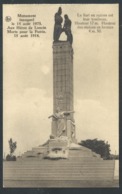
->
[15, 7, 111, 160]
[16, 7, 100, 160]
[46, 7, 79, 159]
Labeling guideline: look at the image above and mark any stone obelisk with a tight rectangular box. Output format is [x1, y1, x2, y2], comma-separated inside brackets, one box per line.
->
[50, 7, 76, 143]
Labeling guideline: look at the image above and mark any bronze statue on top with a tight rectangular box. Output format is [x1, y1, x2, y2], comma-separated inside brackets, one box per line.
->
[63, 14, 73, 45]
[53, 7, 63, 42]
[53, 7, 73, 45]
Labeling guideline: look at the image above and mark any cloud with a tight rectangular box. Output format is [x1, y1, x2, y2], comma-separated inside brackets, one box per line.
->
[41, 65, 50, 75]
[3, 88, 53, 156]
[75, 99, 118, 154]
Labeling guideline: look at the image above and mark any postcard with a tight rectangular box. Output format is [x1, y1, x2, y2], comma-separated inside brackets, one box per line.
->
[3, 4, 119, 188]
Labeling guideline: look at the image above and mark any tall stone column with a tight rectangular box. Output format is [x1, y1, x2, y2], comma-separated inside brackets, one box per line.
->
[51, 41, 76, 143]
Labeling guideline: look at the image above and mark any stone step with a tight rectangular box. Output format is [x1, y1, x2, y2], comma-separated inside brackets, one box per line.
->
[20, 155, 103, 161]
[4, 169, 114, 174]
[4, 166, 114, 170]
[4, 165, 114, 170]
[3, 176, 114, 181]
[4, 161, 113, 164]
[4, 176, 113, 180]
[4, 160, 114, 164]
[3, 180, 116, 188]
[69, 156, 103, 159]
[4, 172, 114, 176]
[4, 168, 113, 173]
[4, 167, 114, 173]
[4, 169, 113, 173]
[4, 164, 114, 170]
[3, 160, 114, 182]
[4, 161, 114, 164]
[4, 173, 114, 178]
[19, 158, 103, 161]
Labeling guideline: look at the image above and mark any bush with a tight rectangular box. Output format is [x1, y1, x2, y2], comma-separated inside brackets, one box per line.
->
[79, 138, 111, 159]
[26, 155, 36, 157]
[6, 138, 17, 161]
[6, 154, 16, 161]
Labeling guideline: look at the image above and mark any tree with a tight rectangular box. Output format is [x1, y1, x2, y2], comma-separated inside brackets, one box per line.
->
[79, 138, 111, 159]
[8, 138, 17, 156]
[6, 138, 17, 161]
[109, 154, 119, 160]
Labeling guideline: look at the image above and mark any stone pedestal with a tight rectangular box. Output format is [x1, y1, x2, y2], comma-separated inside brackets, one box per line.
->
[46, 137, 69, 159]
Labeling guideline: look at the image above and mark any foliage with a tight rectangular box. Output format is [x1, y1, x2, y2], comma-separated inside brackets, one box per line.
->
[79, 138, 111, 159]
[6, 154, 16, 161]
[109, 154, 119, 160]
[27, 155, 36, 157]
[8, 138, 17, 156]
[6, 138, 17, 161]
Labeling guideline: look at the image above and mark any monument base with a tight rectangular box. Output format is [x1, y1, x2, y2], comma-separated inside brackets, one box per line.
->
[4, 135, 115, 187]
[20, 136, 101, 160]
[45, 136, 69, 159]
[4, 144, 115, 188]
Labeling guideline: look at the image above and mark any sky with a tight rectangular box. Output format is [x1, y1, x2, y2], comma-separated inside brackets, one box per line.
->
[3, 4, 119, 156]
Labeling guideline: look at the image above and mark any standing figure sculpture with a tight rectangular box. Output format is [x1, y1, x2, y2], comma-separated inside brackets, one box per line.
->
[53, 7, 63, 42]
[63, 14, 73, 45]
[48, 107, 74, 137]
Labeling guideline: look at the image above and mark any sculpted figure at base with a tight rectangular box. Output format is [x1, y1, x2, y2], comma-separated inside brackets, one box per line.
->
[48, 107, 74, 137]
[53, 7, 63, 42]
